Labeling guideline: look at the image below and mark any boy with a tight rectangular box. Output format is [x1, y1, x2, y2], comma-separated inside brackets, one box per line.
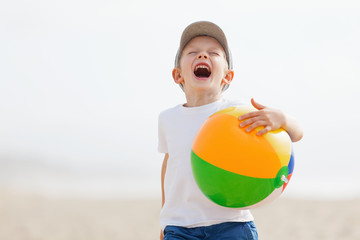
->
[158, 21, 303, 240]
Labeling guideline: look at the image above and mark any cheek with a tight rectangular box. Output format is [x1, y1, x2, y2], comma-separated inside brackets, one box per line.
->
[213, 63, 228, 77]
[180, 58, 193, 72]
[215, 60, 228, 76]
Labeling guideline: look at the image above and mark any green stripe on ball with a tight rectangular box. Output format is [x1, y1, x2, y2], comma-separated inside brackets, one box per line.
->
[191, 150, 277, 208]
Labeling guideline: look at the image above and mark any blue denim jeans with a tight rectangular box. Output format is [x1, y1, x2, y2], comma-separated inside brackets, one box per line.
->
[163, 221, 258, 240]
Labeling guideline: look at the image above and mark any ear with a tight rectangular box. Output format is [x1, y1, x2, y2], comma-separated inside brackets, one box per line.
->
[222, 70, 234, 85]
[172, 68, 184, 84]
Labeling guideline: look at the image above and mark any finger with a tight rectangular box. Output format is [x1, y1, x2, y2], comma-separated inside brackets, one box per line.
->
[256, 126, 272, 136]
[245, 120, 267, 133]
[238, 111, 259, 120]
[251, 98, 267, 110]
[239, 117, 260, 128]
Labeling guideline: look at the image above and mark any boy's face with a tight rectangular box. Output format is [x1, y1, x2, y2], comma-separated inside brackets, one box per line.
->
[173, 36, 233, 94]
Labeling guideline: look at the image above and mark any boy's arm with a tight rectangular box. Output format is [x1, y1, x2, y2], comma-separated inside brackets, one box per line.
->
[161, 153, 169, 207]
[238, 98, 303, 142]
[160, 153, 168, 240]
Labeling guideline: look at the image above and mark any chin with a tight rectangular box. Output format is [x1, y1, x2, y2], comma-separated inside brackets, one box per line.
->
[192, 85, 221, 94]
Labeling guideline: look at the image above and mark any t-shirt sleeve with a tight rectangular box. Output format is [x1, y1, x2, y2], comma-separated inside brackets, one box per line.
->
[158, 113, 168, 153]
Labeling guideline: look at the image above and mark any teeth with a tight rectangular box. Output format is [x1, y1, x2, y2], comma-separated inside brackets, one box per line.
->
[195, 65, 210, 71]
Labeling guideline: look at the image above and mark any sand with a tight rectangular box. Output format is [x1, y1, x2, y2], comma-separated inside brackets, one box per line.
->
[1, 189, 359, 240]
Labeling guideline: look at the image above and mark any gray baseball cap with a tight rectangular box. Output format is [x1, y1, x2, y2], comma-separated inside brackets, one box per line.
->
[174, 21, 233, 70]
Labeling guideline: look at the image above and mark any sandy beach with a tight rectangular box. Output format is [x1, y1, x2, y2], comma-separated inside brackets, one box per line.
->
[1, 189, 359, 240]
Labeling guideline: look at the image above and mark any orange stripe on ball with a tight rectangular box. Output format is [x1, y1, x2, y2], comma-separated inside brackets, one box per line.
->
[192, 113, 281, 178]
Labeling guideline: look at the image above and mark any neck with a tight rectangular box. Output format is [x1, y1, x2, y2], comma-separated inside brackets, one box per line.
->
[183, 90, 222, 107]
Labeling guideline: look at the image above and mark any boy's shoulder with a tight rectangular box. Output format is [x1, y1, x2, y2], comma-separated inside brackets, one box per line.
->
[215, 98, 244, 109]
[222, 98, 243, 107]
[158, 104, 183, 123]
[159, 103, 182, 115]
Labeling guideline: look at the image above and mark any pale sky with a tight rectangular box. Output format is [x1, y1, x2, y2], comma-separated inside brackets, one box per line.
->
[1, 0, 360, 198]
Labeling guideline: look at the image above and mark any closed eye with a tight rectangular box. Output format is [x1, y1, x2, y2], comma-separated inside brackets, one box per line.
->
[209, 52, 220, 56]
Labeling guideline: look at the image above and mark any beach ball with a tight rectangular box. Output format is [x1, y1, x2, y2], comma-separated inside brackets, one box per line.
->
[191, 106, 294, 209]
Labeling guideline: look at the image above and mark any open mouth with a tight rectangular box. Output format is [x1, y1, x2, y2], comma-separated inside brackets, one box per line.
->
[194, 63, 211, 79]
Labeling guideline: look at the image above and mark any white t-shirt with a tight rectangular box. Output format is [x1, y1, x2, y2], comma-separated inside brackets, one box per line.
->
[158, 98, 254, 230]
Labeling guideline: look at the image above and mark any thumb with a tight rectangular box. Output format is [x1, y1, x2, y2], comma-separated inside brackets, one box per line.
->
[251, 98, 266, 110]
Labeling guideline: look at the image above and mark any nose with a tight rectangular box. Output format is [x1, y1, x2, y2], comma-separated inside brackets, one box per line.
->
[197, 52, 208, 60]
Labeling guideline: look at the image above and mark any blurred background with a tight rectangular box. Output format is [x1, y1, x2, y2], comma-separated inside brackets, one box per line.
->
[1, 0, 360, 239]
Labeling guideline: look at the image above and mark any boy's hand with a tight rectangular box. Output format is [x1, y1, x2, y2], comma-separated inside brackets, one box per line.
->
[238, 98, 286, 136]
